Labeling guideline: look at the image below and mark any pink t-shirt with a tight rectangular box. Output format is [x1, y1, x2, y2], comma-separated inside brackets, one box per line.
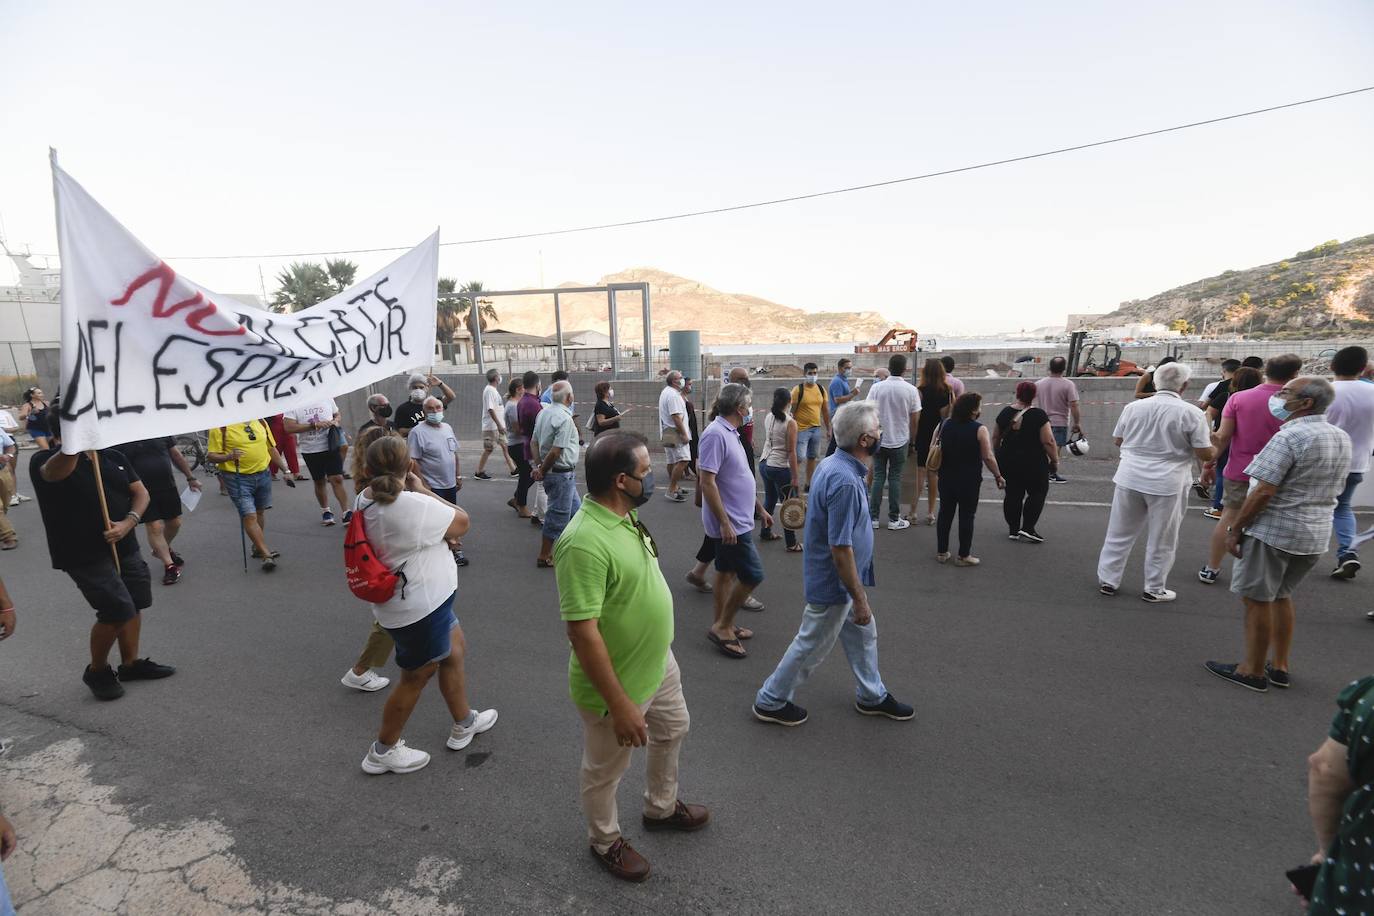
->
[1221, 382, 1283, 482]
[1034, 376, 1079, 427]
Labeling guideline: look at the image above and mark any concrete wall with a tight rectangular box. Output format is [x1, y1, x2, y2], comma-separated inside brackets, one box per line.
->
[333, 371, 1213, 461]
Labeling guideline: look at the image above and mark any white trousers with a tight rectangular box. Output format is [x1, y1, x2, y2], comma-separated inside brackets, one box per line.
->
[1096, 485, 1187, 594]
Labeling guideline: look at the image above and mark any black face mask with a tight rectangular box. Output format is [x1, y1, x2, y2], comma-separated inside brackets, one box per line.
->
[856, 434, 878, 458]
[375, 404, 393, 418]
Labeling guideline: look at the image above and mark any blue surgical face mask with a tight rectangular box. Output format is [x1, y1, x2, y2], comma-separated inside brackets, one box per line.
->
[805, 374, 818, 384]
[841, 368, 851, 378]
[426, 411, 444, 425]
[1267, 395, 1292, 422]
[626, 470, 655, 507]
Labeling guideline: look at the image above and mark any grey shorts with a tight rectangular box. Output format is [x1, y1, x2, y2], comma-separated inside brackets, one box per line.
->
[1221, 480, 1248, 511]
[1229, 536, 1319, 601]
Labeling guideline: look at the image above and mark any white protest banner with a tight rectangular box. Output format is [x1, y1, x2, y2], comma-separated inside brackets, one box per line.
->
[50, 152, 439, 454]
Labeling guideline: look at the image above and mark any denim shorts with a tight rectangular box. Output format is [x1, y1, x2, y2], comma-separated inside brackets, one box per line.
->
[383, 592, 458, 670]
[1051, 426, 1067, 447]
[542, 470, 581, 541]
[223, 470, 273, 518]
[714, 531, 765, 586]
[797, 425, 824, 459]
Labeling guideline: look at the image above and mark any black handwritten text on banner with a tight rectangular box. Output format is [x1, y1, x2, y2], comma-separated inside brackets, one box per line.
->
[50, 154, 438, 453]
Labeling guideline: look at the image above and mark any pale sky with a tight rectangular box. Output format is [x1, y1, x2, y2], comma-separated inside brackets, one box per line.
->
[2, 0, 1372, 335]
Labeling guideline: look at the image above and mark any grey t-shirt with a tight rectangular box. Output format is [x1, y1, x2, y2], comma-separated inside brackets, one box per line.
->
[407, 421, 459, 490]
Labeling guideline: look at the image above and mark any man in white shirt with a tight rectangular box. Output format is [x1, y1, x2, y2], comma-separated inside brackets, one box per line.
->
[474, 368, 516, 480]
[283, 399, 350, 526]
[1096, 362, 1214, 602]
[865, 354, 920, 529]
[658, 371, 692, 502]
[1326, 346, 1374, 579]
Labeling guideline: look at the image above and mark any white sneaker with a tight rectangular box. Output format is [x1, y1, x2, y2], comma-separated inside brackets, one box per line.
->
[341, 668, 390, 692]
[361, 740, 430, 774]
[1141, 589, 1178, 603]
[872, 520, 880, 529]
[886, 518, 911, 531]
[447, 709, 499, 750]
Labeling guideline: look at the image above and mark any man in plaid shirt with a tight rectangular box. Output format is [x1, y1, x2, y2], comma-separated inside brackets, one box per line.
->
[1206, 377, 1351, 693]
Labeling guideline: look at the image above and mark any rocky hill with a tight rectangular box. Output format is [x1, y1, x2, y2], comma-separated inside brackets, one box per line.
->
[488, 268, 895, 346]
[1092, 234, 1374, 337]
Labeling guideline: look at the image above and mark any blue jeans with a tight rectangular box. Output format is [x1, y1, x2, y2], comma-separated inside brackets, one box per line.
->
[1334, 471, 1364, 559]
[0, 861, 13, 916]
[796, 425, 824, 460]
[870, 445, 908, 522]
[755, 599, 887, 710]
[759, 463, 797, 548]
[541, 470, 581, 542]
[1211, 449, 1228, 510]
[223, 469, 273, 518]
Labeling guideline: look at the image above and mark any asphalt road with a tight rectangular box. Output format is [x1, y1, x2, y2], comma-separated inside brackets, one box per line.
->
[1, 458, 1371, 914]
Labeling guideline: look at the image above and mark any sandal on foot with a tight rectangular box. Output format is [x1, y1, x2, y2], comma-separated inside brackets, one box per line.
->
[706, 631, 747, 658]
[785, 544, 803, 553]
[759, 532, 781, 542]
[733, 626, 753, 640]
[536, 558, 554, 568]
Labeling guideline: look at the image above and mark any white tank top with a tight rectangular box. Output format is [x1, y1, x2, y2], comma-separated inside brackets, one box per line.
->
[762, 413, 792, 468]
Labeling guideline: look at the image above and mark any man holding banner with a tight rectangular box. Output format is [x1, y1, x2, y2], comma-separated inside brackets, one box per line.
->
[208, 420, 294, 572]
[30, 409, 176, 701]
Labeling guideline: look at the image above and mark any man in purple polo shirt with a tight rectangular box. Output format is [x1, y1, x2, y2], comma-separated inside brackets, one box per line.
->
[699, 383, 771, 660]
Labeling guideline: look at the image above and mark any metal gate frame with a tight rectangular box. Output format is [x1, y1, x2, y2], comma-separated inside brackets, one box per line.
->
[467, 282, 653, 379]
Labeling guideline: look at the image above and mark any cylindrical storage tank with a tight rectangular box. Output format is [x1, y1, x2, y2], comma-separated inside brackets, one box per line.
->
[668, 329, 701, 377]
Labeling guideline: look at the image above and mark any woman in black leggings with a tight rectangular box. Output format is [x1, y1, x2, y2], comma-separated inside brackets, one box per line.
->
[992, 381, 1058, 542]
[935, 392, 1004, 566]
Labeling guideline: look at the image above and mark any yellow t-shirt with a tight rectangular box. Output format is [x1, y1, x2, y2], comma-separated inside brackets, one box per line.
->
[208, 419, 276, 475]
[791, 383, 825, 430]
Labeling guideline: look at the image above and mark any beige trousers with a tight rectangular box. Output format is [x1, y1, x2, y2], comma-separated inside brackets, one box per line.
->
[576, 652, 689, 852]
[0, 466, 16, 543]
[354, 620, 394, 670]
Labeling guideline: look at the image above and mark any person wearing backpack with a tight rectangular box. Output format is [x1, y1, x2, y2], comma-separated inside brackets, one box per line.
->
[992, 381, 1058, 543]
[355, 435, 498, 775]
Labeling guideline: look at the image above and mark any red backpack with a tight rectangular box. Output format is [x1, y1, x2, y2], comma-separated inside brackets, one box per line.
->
[344, 499, 407, 603]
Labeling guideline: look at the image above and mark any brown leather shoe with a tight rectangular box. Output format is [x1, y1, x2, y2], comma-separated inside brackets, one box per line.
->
[642, 799, 710, 832]
[591, 838, 651, 882]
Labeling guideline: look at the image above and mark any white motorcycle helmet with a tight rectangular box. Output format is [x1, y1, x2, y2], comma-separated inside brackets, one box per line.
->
[1067, 434, 1090, 457]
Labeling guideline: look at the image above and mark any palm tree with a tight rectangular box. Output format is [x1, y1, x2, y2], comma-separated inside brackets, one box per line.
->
[323, 258, 358, 293]
[459, 280, 498, 334]
[271, 262, 330, 313]
[271, 258, 359, 312]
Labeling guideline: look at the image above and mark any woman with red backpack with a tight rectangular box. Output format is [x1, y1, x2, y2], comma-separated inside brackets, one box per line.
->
[352, 435, 498, 775]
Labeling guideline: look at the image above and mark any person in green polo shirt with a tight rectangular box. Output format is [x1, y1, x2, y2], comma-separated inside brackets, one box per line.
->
[554, 431, 710, 883]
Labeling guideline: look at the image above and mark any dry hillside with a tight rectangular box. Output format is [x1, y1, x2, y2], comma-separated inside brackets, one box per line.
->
[488, 268, 894, 346]
[1093, 234, 1374, 337]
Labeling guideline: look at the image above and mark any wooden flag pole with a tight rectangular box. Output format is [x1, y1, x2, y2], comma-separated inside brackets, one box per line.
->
[88, 451, 121, 573]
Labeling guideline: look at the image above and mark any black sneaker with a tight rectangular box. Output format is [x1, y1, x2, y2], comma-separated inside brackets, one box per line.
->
[117, 658, 176, 681]
[1008, 531, 1021, 540]
[1017, 529, 1045, 543]
[170, 550, 185, 567]
[1099, 583, 1117, 596]
[1264, 664, 1290, 689]
[161, 564, 180, 586]
[82, 665, 125, 701]
[855, 693, 915, 721]
[1050, 474, 1068, 484]
[1192, 481, 1211, 500]
[342, 510, 353, 525]
[1204, 661, 1268, 693]
[1331, 556, 1361, 579]
[454, 551, 469, 567]
[473, 472, 492, 480]
[753, 701, 808, 726]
